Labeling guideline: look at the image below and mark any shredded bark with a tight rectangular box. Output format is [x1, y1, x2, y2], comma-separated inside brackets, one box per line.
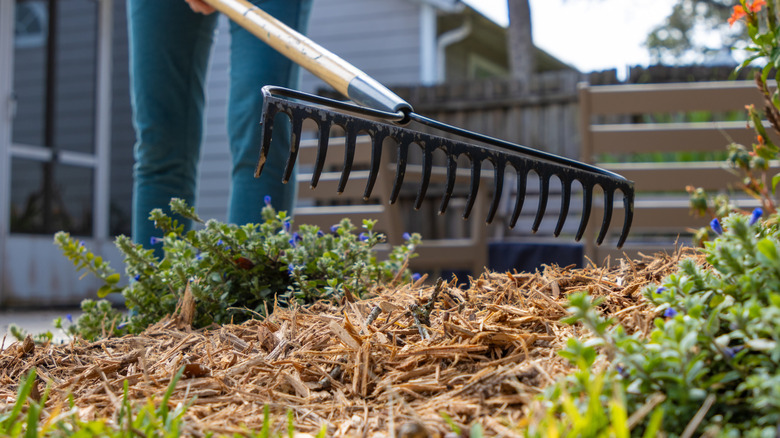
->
[0, 249, 698, 437]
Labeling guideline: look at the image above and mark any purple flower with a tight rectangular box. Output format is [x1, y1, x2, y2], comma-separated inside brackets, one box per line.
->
[264, 195, 272, 206]
[149, 236, 163, 245]
[664, 308, 678, 318]
[655, 286, 668, 294]
[411, 273, 422, 282]
[403, 232, 412, 241]
[359, 232, 369, 242]
[710, 218, 723, 236]
[749, 208, 763, 226]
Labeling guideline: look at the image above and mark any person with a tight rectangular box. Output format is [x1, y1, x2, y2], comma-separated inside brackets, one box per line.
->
[127, 0, 312, 252]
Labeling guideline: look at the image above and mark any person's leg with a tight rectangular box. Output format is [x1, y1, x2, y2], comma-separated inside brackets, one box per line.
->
[127, 0, 218, 249]
[227, 0, 313, 223]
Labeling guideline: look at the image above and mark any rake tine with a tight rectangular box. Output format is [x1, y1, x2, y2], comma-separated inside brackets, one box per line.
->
[282, 115, 304, 184]
[617, 190, 634, 248]
[531, 173, 550, 233]
[463, 157, 481, 219]
[389, 141, 409, 204]
[254, 104, 278, 178]
[554, 178, 572, 237]
[309, 121, 332, 188]
[509, 167, 527, 228]
[486, 160, 505, 224]
[596, 188, 614, 245]
[438, 154, 458, 215]
[575, 182, 593, 242]
[414, 147, 434, 210]
[363, 133, 385, 200]
[337, 129, 357, 193]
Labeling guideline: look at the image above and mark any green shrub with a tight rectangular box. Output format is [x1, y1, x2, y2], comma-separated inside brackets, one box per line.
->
[546, 211, 780, 437]
[55, 198, 420, 340]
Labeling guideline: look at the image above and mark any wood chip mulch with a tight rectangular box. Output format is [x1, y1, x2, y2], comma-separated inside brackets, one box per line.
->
[0, 249, 699, 437]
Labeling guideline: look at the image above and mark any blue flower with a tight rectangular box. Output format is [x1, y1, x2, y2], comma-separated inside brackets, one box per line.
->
[217, 239, 224, 246]
[710, 218, 723, 235]
[330, 224, 340, 233]
[149, 236, 163, 245]
[264, 195, 272, 206]
[317, 230, 324, 237]
[411, 272, 422, 282]
[724, 345, 743, 359]
[655, 286, 668, 294]
[133, 274, 141, 282]
[195, 252, 203, 261]
[66, 314, 73, 324]
[117, 321, 128, 330]
[289, 238, 296, 247]
[403, 232, 411, 241]
[283, 219, 292, 233]
[664, 308, 678, 318]
[287, 263, 295, 276]
[749, 208, 763, 226]
[359, 233, 369, 242]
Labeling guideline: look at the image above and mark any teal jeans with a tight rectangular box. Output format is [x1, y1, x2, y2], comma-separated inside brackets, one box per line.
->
[127, 0, 311, 251]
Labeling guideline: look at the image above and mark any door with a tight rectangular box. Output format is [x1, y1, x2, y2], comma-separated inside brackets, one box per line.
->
[0, 0, 117, 306]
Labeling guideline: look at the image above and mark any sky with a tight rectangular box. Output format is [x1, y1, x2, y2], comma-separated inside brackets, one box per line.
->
[462, 0, 679, 75]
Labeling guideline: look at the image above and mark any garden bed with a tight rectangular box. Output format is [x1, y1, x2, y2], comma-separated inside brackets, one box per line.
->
[0, 250, 694, 437]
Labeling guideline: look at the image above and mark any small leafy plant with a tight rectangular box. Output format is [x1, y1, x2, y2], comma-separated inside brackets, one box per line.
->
[546, 211, 780, 436]
[1, 367, 325, 437]
[55, 198, 420, 340]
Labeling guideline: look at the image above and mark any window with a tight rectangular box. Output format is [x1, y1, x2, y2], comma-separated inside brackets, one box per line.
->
[15, 1, 48, 49]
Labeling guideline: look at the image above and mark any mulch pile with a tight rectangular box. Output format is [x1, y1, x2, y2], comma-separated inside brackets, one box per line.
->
[0, 249, 698, 437]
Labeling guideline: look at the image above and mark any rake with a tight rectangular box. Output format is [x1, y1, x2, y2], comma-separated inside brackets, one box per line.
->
[205, 0, 634, 247]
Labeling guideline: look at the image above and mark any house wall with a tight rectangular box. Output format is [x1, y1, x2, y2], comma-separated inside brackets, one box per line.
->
[109, 0, 135, 236]
[299, 0, 424, 94]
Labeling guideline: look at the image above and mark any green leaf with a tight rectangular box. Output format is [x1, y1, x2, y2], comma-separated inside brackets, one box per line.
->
[106, 273, 121, 285]
[772, 173, 780, 195]
[747, 338, 777, 351]
[757, 238, 778, 262]
[97, 285, 114, 298]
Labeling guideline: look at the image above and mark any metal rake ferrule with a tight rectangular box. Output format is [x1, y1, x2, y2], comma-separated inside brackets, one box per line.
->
[255, 86, 634, 248]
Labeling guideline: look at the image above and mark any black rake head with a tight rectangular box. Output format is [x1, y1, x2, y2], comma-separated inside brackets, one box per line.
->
[255, 87, 634, 248]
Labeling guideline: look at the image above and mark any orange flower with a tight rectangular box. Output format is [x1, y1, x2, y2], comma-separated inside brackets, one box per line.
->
[749, 0, 766, 12]
[729, 0, 766, 26]
[729, 5, 747, 26]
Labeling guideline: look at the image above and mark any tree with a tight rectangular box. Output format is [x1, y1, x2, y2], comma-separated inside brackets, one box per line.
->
[644, 0, 742, 64]
[507, 0, 535, 87]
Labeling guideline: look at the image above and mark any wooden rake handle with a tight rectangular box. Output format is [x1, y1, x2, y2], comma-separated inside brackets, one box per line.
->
[201, 0, 412, 116]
